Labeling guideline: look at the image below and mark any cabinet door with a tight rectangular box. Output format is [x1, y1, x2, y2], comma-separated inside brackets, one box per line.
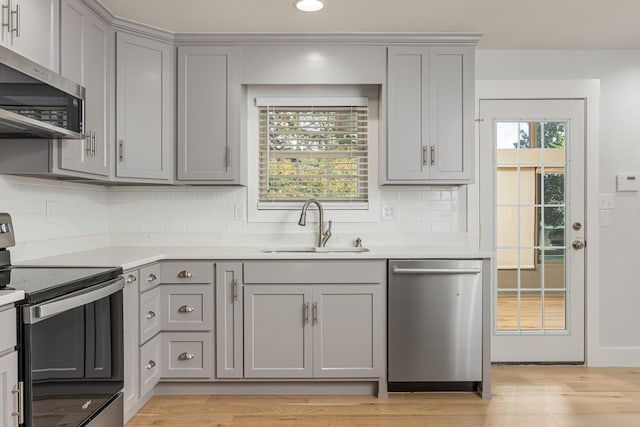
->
[122, 271, 139, 420]
[312, 285, 384, 378]
[159, 284, 213, 331]
[386, 46, 430, 181]
[116, 32, 174, 181]
[1, 0, 59, 71]
[139, 287, 161, 344]
[428, 46, 474, 181]
[59, 0, 111, 177]
[139, 334, 161, 398]
[177, 46, 241, 183]
[0, 351, 18, 427]
[161, 332, 213, 379]
[215, 262, 243, 378]
[244, 285, 312, 378]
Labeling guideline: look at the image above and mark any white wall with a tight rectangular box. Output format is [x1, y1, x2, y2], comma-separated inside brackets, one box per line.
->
[0, 175, 110, 262]
[476, 49, 640, 365]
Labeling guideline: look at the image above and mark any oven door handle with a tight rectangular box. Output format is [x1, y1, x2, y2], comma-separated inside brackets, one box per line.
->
[25, 278, 124, 324]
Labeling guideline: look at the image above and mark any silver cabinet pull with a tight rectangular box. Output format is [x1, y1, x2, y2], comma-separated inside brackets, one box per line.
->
[1, 1, 10, 32]
[178, 352, 194, 361]
[393, 267, 481, 275]
[11, 381, 23, 424]
[232, 278, 238, 301]
[178, 305, 194, 313]
[303, 302, 309, 325]
[146, 311, 156, 319]
[126, 274, 137, 284]
[177, 270, 193, 279]
[146, 360, 156, 370]
[312, 302, 318, 325]
[10, 1, 18, 37]
[430, 146, 436, 166]
[147, 273, 157, 282]
[85, 133, 92, 156]
[118, 140, 124, 162]
[422, 146, 428, 165]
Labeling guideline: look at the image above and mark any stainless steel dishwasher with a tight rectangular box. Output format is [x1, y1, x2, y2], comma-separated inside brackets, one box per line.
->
[388, 259, 483, 390]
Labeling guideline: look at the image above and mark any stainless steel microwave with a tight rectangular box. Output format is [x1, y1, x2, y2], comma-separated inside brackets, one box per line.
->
[0, 45, 84, 140]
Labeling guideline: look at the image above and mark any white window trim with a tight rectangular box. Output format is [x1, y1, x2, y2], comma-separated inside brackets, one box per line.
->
[246, 85, 381, 223]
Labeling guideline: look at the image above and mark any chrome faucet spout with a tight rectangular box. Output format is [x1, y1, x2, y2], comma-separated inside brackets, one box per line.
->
[298, 199, 331, 247]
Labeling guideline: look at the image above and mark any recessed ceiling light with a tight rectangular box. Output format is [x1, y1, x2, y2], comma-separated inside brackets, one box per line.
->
[294, 0, 325, 12]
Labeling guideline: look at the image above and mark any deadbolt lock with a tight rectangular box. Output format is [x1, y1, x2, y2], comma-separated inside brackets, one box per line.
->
[572, 222, 582, 231]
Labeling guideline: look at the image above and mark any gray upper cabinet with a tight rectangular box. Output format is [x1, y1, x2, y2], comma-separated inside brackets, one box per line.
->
[60, 0, 111, 177]
[116, 32, 174, 182]
[0, 0, 60, 71]
[384, 45, 474, 184]
[177, 46, 242, 184]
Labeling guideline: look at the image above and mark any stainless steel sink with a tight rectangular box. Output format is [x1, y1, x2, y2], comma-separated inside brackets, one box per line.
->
[262, 246, 369, 253]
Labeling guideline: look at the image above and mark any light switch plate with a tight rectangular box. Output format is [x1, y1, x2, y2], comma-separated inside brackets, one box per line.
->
[599, 194, 614, 210]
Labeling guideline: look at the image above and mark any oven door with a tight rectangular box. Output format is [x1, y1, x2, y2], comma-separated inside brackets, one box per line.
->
[20, 278, 124, 427]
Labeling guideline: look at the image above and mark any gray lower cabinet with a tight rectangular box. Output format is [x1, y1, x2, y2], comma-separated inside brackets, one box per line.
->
[242, 260, 386, 380]
[158, 261, 215, 380]
[177, 46, 242, 184]
[243, 284, 384, 379]
[115, 32, 174, 182]
[0, 306, 18, 427]
[122, 270, 140, 421]
[215, 262, 243, 378]
[123, 263, 161, 423]
[384, 45, 474, 184]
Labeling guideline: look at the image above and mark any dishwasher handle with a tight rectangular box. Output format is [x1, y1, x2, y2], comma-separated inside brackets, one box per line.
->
[392, 267, 481, 275]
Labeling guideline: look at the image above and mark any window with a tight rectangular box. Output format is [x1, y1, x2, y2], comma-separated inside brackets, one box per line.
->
[256, 97, 369, 208]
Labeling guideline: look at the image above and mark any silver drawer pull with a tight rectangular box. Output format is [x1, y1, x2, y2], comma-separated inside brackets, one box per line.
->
[147, 273, 157, 282]
[146, 360, 156, 370]
[177, 270, 193, 279]
[178, 352, 194, 361]
[126, 274, 137, 284]
[178, 305, 195, 313]
[146, 311, 156, 319]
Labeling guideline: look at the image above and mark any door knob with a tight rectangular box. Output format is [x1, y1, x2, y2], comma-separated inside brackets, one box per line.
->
[572, 240, 586, 250]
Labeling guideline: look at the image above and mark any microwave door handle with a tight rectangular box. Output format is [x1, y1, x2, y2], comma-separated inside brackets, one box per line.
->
[25, 278, 124, 324]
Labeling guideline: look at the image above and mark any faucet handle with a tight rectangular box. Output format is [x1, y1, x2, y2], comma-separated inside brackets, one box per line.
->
[321, 220, 332, 246]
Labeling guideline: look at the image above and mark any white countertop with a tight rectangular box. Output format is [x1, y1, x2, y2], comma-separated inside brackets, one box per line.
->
[19, 246, 493, 271]
[0, 289, 25, 307]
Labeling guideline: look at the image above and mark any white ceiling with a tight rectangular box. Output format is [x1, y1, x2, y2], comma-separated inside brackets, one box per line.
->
[98, 0, 639, 49]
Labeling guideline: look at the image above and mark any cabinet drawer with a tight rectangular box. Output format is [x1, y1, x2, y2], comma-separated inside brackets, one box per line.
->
[243, 261, 386, 284]
[139, 263, 161, 293]
[160, 285, 213, 331]
[160, 261, 214, 284]
[139, 287, 161, 344]
[139, 334, 161, 397]
[161, 332, 213, 378]
[0, 307, 16, 353]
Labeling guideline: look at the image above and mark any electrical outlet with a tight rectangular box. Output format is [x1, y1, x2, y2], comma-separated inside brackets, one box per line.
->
[46, 200, 57, 223]
[599, 194, 614, 210]
[381, 205, 397, 220]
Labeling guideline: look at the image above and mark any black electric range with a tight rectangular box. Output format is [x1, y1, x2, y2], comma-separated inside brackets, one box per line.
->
[0, 213, 125, 427]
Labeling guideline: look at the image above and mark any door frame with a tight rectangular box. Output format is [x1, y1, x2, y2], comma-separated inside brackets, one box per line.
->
[473, 80, 600, 365]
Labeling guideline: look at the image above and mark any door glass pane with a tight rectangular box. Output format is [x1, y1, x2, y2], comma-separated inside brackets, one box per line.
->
[496, 120, 568, 334]
[544, 291, 566, 330]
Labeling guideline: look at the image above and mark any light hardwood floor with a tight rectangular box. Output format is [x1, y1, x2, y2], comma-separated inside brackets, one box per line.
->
[127, 366, 640, 426]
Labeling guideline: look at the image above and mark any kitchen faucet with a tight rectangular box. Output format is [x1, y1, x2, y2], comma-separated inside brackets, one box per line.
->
[298, 199, 332, 247]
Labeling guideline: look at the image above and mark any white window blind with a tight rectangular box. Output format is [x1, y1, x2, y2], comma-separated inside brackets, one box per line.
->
[257, 98, 368, 204]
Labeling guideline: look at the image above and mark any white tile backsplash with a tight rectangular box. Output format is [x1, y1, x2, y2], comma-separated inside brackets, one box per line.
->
[1, 174, 469, 261]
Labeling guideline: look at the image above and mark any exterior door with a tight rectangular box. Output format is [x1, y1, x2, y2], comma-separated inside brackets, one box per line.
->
[480, 99, 585, 362]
